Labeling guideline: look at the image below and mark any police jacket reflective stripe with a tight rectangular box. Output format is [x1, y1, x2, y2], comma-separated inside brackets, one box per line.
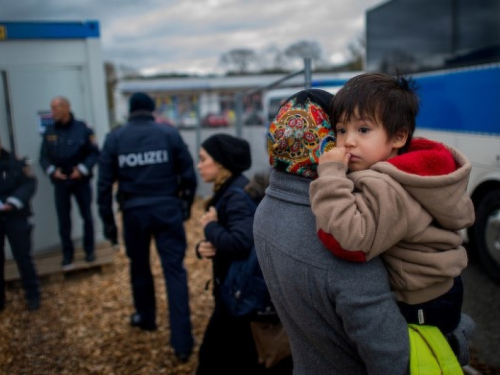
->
[118, 149, 169, 168]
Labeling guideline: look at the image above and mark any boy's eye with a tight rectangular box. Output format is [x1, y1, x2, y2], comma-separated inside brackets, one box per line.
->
[359, 127, 370, 134]
[337, 128, 346, 135]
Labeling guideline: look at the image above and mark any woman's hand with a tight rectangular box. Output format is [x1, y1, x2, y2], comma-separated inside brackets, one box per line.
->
[201, 206, 218, 227]
[198, 240, 217, 258]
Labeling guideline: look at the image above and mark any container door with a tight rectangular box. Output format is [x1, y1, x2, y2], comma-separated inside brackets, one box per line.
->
[6, 66, 89, 254]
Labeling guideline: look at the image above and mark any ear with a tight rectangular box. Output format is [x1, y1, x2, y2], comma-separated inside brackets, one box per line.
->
[392, 130, 408, 150]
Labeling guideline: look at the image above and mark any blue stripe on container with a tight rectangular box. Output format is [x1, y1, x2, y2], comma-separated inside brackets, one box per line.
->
[0, 21, 99, 39]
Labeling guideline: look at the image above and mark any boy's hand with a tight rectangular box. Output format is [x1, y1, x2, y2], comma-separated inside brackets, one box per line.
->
[319, 146, 350, 166]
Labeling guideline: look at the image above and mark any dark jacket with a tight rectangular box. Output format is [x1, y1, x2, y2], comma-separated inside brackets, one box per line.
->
[202, 174, 254, 298]
[39, 114, 99, 184]
[97, 113, 197, 222]
[0, 149, 36, 217]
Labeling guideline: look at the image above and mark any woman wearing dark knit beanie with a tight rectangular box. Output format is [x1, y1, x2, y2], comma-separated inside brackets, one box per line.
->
[195, 134, 291, 375]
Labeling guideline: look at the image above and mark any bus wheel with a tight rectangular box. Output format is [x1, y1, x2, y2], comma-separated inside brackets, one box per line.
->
[475, 190, 500, 284]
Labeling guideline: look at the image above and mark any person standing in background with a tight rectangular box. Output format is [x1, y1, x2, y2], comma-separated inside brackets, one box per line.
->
[39, 96, 99, 270]
[195, 134, 292, 375]
[97, 92, 197, 363]
[0, 136, 40, 311]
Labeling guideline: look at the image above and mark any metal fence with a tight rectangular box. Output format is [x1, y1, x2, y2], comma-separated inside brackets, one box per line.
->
[181, 59, 313, 198]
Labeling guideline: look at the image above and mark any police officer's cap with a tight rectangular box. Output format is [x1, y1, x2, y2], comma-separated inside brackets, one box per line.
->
[129, 92, 155, 114]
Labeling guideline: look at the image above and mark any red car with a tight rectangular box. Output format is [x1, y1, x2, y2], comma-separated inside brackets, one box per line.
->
[202, 113, 229, 127]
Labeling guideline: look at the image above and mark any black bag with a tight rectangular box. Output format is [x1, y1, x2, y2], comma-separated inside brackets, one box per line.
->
[219, 187, 274, 317]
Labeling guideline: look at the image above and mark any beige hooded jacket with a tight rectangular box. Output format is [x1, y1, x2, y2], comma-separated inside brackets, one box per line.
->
[310, 138, 475, 304]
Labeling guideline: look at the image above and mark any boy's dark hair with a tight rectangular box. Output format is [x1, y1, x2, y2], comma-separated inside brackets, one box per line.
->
[330, 72, 419, 154]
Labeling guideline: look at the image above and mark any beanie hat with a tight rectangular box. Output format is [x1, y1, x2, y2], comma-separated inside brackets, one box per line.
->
[129, 92, 155, 114]
[201, 134, 252, 175]
[268, 88, 336, 179]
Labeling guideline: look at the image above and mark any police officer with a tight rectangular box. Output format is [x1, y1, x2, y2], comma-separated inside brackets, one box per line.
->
[97, 92, 197, 362]
[39, 96, 100, 269]
[0, 137, 40, 311]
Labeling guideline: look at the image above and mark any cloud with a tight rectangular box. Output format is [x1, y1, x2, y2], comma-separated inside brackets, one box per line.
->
[2, 0, 386, 74]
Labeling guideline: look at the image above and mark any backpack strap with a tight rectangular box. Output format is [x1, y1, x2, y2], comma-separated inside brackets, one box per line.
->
[227, 187, 257, 211]
[408, 324, 462, 374]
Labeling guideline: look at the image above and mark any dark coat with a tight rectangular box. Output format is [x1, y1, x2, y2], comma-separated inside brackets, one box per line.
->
[203, 174, 254, 298]
[39, 114, 99, 184]
[0, 149, 36, 216]
[97, 113, 197, 221]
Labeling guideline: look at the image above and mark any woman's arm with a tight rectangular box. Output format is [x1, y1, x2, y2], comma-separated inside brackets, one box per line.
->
[203, 191, 255, 260]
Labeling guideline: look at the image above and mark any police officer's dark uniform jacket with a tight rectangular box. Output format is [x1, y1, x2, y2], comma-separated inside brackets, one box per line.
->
[98, 112, 197, 217]
[0, 149, 36, 215]
[0, 148, 40, 310]
[97, 103, 197, 358]
[39, 113, 100, 264]
[39, 114, 99, 184]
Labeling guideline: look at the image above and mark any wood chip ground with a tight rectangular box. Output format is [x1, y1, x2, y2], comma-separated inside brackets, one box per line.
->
[0, 198, 498, 374]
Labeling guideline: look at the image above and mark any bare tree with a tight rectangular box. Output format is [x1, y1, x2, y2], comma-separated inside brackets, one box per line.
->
[346, 33, 366, 70]
[220, 48, 259, 74]
[104, 61, 118, 126]
[284, 40, 323, 65]
[258, 45, 288, 72]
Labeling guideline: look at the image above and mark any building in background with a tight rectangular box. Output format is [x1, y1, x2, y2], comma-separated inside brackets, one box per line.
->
[114, 72, 358, 129]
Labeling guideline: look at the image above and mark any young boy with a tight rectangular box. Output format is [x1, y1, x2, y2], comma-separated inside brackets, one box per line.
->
[309, 72, 475, 334]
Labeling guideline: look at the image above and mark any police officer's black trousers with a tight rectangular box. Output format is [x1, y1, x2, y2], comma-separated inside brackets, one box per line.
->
[54, 182, 94, 259]
[0, 214, 40, 305]
[122, 203, 193, 355]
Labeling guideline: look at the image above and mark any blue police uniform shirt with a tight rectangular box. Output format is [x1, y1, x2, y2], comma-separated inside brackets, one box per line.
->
[97, 114, 197, 218]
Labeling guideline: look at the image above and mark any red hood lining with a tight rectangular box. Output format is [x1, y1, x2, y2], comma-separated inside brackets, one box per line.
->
[387, 138, 457, 176]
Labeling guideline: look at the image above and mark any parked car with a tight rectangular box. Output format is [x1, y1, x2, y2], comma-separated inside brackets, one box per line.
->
[178, 115, 198, 129]
[202, 113, 229, 127]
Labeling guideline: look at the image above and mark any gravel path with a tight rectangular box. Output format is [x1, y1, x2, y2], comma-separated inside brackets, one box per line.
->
[1, 198, 498, 374]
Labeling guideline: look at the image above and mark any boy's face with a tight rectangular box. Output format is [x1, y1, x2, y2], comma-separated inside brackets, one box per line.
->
[335, 110, 406, 172]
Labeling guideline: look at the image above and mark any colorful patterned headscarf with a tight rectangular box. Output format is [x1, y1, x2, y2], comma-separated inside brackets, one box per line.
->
[268, 88, 336, 179]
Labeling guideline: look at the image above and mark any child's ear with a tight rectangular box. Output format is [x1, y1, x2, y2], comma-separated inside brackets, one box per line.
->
[393, 131, 408, 149]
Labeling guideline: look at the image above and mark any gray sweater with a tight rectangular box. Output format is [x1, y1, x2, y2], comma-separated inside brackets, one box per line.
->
[254, 170, 410, 375]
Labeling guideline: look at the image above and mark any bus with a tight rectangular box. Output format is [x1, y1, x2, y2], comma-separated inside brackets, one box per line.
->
[366, 0, 500, 283]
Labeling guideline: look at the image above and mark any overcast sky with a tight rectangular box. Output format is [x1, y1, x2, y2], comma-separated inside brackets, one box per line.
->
[3, 0, 388, 75]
